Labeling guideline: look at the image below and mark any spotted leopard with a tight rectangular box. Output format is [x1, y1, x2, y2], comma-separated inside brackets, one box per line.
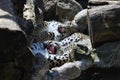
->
[30, 42, 71, 69]
[30, 33, 92, 69]
[44, 32, 93, 61]
[33, 21, 78, 42]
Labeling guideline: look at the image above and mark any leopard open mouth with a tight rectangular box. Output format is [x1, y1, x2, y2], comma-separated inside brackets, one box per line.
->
[58, 26, 65, 33]
[46, 44, 57, 54]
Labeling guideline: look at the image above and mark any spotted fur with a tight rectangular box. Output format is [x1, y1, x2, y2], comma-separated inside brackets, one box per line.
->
[46, 33, 92, 58]
[30, 42, 71, 69]
[30, 33, 92, 69]
[33, 21, 78, 42]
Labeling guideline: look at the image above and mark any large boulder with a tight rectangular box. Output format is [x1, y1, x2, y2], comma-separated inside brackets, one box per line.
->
[73, 9, 88, 33]
[56, 0, 83, 22]
[35, 0, 58, 21]
[75, 0, 89, 9]
[0, 62, 21, 80]
[94, 41, 120, 68]
[89, 0, 120, 1]
[0, 0, 35, 80]
[11, 0, 26, 17]
[88, 4, 120, 46]
[73, 4, 120, 46]
[88, 0, 120, 8]
[0, 0, 28, 56]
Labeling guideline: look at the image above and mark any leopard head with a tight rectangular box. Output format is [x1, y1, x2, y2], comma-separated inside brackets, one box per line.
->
[34, 21, 78, 42]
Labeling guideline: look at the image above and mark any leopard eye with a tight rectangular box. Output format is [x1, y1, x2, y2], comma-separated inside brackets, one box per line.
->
[55, 43, 60, 49]
[48, 32, 55, 40]
[43, 21, 48, 27]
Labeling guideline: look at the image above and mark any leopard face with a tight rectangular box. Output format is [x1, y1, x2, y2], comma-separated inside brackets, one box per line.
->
[34, 21, 78, 42]
[45, 33, 93, 61]
[30, 42, 71, 69]
[46, 32, 92, 54]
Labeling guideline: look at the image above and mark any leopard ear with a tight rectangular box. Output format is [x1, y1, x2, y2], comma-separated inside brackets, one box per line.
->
[44, 21, 48, 27]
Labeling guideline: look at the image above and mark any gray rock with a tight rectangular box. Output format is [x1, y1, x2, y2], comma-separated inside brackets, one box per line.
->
[89, 0, 120, 1]
[23, 0, 36, 24]
[23, 0, 44, 25]
[75, 0, 89, 9]
[88, 4, 120, 46]
[88, 0, 120, 8]
[0, 0, 36, 80]
[74, 9, 88, 32]
[73, 4, 120, 46]
[0, 0, 28, 55]
[94, 41, 120, 68]
[42, 0, 59, 20]
[56, 0, 83, 22]
[46, 56, 93, 80]
[11, 0, 26, 17]
[34, 0, 44, 24]
[50, 62, 81, 80]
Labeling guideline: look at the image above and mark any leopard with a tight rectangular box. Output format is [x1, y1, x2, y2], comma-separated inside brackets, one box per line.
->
[33, 21, 79, 42]
[30, 41, 71, 69]
[45, 32, 93, 61]
[30, 32, 93, 69]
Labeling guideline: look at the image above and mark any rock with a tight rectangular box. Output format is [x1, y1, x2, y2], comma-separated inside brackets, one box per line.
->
[23, 0, 35, 24]
[46, 56, 93, 80]
[88, 4, 120, 46]
[0, 0, 27, 54]
[34, 6, 43, 25]
[41, 0, 58, 20]
[23, 0, 44, 25]
[94, 41, 120, 68]
[88, 0, 120, 8]
[15, 48, 35, 71]
[14, 48, 36, 80]
[73, 9, 88, 33]
[34, 0, 82, 21]
[75, 0, 89, 8]
[12, 0, 44, 25]
[56, 0, 83, 22]
[50, 62, 81, 80]
[11, 0, 26, 17]
[0, 0, 37, 80]
[89, 0, 120, 1]
[0, 49, 36, 80]
[30, 48, 49, 80]
[0, 62, 21, 80]
[73, 4, 120, 46]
